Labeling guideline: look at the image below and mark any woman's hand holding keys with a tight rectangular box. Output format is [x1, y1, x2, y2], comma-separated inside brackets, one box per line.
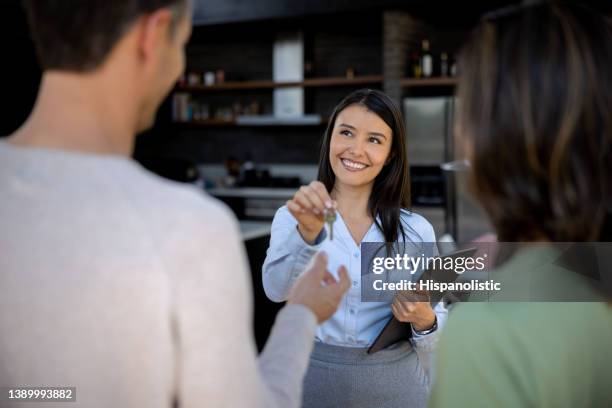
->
[286, 181, 336, 244]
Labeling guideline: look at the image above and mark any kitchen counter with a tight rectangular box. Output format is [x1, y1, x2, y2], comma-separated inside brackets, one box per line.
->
[208, 187, 297, 199]
[239, 220, 272, 241]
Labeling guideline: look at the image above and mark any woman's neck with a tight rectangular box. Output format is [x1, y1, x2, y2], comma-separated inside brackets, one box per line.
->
[331, 182, 372, 220]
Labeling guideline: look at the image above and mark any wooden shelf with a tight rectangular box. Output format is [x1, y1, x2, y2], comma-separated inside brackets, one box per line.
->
[176, 75, 383, 92]
[174, 117, 327, 127]
[175, 119, 236, 126]
[303, 75, 383, 87]
[178, 80, 276, 91]
[400, 77, 458, 87]
[175, 76, 455, 92]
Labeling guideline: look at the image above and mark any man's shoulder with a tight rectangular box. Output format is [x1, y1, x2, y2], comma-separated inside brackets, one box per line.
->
[122, 163, 236, 229]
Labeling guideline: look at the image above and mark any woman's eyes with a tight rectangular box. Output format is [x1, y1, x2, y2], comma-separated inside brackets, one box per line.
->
[340, 130, 382, 145]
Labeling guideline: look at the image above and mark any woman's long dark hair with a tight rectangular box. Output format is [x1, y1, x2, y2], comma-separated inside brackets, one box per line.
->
[458, 2, 612, 242]
[317, 89, 411, 244]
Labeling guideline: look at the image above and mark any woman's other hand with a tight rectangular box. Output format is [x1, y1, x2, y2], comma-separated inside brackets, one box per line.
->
[391, 290, 436, 331]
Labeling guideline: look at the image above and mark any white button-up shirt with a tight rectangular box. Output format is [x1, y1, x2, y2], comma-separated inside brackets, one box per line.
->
[262, 206, 447, 350]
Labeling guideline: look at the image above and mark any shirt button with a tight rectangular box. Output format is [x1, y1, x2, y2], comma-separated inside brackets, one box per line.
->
[349, 308, 355, 315]
[352, 280, 358, 287]
[353, 252, 359, 258]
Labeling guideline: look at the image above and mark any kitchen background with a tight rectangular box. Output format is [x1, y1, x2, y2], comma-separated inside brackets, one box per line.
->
[2, 0, 611, 348]
[136, 0, 514, 243]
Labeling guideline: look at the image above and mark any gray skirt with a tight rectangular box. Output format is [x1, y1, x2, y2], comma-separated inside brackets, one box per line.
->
[302, 341, 430, 408]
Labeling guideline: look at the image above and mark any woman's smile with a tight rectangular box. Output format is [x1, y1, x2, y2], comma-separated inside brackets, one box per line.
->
[340, 158, 369, 171]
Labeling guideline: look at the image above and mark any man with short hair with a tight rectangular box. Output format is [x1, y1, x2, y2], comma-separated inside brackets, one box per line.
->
[0, 1, 349, 407]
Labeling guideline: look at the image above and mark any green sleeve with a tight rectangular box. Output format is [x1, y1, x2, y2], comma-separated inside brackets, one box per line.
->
[429, 304, 534, 408]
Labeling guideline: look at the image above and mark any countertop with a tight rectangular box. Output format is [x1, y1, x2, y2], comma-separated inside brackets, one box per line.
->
[208, 187, 297, 199]
[239, 220, 272, 241]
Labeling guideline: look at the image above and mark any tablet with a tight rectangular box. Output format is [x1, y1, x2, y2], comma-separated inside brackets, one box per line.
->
[367, 247, 478, 354]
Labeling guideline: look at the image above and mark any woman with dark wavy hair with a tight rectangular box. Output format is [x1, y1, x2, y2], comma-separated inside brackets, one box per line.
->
[262, 89, 446, 407]
[430, 2, 612, 407]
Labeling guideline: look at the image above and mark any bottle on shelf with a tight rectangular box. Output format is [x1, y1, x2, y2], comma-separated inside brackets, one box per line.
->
[440, 52, 449, 77]
[215, 69, 225, 84]
[410, 51, 422, 78]
[204, 71, 215, 86]
[232, 102, 243, 117]
[172, 93, 191, 122]
[187, 71, 201, 86]
[420, 39, 433, 78]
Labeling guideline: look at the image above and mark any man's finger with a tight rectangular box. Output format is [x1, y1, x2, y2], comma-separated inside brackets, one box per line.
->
[334, 265, 351, 294]
[306, 251, 328, 280]
[322, 270, 337, 285]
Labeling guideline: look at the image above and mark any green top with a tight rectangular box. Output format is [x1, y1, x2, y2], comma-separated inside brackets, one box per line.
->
[430, 247, 612, 408]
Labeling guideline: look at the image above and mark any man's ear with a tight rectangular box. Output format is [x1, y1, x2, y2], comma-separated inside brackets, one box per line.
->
[138, 9, 173, 61]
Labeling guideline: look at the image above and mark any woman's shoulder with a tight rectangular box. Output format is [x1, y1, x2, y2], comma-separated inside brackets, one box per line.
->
[399, 208, 436, 241]
[399, 208, 431, 225]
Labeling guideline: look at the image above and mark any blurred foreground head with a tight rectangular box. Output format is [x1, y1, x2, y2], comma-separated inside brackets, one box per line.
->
[21, 0, 192, 132]
[457, 1, 612, 241]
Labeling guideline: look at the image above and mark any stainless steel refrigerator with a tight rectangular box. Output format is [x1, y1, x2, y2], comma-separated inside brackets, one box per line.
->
[403, 96, 492, 242]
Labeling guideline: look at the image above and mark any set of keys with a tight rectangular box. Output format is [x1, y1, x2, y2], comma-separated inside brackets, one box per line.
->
[323, 207, 336, 241]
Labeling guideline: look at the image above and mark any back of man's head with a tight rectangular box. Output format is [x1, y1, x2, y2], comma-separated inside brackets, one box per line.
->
[22, 0, 188, 72]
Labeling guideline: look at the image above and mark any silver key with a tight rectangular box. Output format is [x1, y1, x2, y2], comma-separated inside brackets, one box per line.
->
[324, 208, 336, 240]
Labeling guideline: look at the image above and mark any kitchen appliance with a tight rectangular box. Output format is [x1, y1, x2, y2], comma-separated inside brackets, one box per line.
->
[403, 97, 492, 241]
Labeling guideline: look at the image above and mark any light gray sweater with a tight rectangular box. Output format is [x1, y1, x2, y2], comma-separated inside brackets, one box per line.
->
[0, 141, 316, 408]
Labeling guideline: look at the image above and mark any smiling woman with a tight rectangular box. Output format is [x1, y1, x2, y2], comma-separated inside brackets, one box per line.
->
[319, 89, 411, 246]
[262, 89, 446, 408]
[331, 105, 392, 179]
